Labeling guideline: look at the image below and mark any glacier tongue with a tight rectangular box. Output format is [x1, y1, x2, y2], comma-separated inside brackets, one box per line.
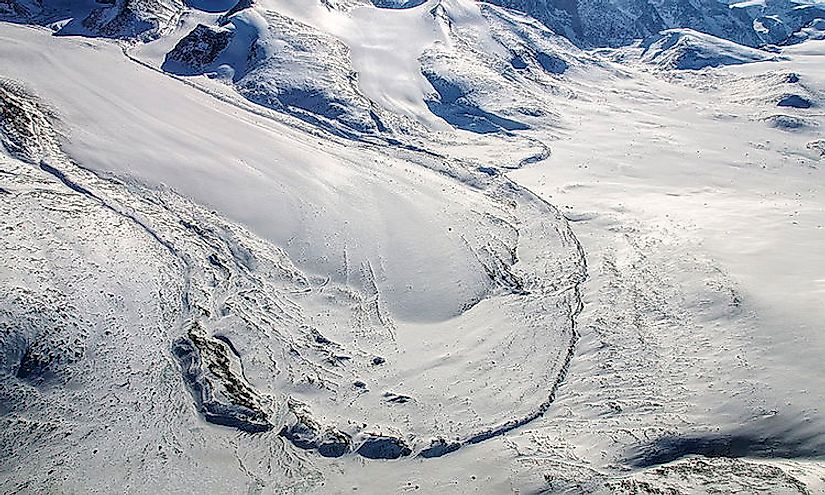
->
[0, 16, 586, 488]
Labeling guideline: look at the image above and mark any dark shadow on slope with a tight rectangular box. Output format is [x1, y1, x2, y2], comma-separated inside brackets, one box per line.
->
[510, 53, 528, 70]
[356, 436, 412, 459]
[628, 424, 825, 468]
[777, 94, 813, 109]
[425, 101, 530, 134]
[185, 0, 239, 13]
[243, 88, 372, 140]
[419, 438, 461, 458]
[423, 73, 528, 135]
[762, 114, 818, 131]
[536, 52, 568, 74]
[279, 421, 351, 458]
[370, 0, 427, 8]
[54, 4, 156, 40]
[0, 0, 94, 37]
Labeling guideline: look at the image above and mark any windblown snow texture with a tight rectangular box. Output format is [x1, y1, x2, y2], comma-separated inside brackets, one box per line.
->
[1, 0, 825, 493]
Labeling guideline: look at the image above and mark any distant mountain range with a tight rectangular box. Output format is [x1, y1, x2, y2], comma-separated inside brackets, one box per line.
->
[489, 0, 825, 47]
[2, 0, 824, 48]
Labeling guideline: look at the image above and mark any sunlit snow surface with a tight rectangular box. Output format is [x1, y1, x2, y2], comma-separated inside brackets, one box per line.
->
[1, 0, 825, 493]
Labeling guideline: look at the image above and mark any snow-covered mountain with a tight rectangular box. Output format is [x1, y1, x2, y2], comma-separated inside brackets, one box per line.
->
[0, 0, 184, 38]
[489, 0, 755, 46]
[488, 0, 825, 47]
[639, 28, 777, 68]
[2, 0, 825, 493]
[732, 0, 825, 44]
[3, 0, 823, 47]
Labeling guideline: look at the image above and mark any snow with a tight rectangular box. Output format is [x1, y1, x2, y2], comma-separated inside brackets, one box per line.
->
[508, 37, 825, 489]
[0, 22, 495, 322]
[0, 13, 583, 491]
[2, 1, 825, 493]
[256, 0, 451, 128]
[641, 28, 777, 69]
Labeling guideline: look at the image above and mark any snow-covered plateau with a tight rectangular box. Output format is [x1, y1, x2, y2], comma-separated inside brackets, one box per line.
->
[1, 0, 824, 493]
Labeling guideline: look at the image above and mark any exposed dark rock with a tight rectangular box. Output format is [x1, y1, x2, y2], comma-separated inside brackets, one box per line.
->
[807, 140, 825, 158]
[172, 323, 272, 433]
[80, 0, 184, 40]
[777, 94, 812, 109]
[1, 0, 183, 40]
[383, 392, 412, 404]
[311, 329, 333, 346]
[163, 24, 233, 74]
[279, 401, 352, 458]
[486, 0, 761, 48]
[535, 52, 568, 74]
[419, 438, 461, 458]
[355, 435, 412, 459]
[0, 289, 86, 386]
[0, 80, 58, 163]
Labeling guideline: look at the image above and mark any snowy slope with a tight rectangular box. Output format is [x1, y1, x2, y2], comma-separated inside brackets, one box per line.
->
[0, 15, 586, 488]
[129, 0, 589, 139]
[640, 28, 777, 69]
[508, 39, 825, 492]
[1, 0, 825, 493]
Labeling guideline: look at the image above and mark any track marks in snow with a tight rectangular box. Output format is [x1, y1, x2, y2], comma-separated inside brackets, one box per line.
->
[0, 64, 589, 495]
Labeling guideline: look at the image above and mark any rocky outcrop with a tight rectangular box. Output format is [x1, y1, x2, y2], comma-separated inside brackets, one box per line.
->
[172, 323, 273, 433]
[279, 401, 352, 458]
[163, 24, 233, 74]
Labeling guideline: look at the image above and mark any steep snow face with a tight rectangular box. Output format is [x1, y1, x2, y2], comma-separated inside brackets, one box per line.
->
[227, 9, 386, 137]
[145, 0, 471, 134]
[135, 0, 589, 137]
[417, 3, 588, 134]
[0, 23, 494, 323]
[254, 0, 453, 129]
